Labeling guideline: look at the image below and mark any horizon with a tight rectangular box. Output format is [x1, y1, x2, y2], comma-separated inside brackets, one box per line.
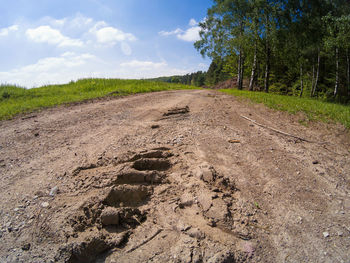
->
[0, 0, 213, 88]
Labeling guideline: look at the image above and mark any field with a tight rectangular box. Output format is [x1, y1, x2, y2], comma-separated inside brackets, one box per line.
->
[0, 79, 194, 120]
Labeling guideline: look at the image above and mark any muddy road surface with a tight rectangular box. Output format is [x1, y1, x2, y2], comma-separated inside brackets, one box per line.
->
[0, 89, 349, 262]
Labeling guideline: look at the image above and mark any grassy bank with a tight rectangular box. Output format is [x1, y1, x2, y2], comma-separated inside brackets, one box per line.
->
[221, 89, 350, 128]
[0, 79, 196, 120]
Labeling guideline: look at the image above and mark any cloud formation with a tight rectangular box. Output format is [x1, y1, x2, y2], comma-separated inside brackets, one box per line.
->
[120, 60, 167, 69]
[0, 52, 97, 87]
[0, 14, 207, 87]
[159, 18, 201, 42]
[91, 25, 136, 44]
[26, 25, 84, 47]
[0, 25, 19, 36]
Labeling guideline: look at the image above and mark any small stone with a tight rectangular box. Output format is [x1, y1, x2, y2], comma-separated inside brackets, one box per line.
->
[14, 208, 20, 212]
[100, 207, 119, 226]
[338, 231, 343, 236]
[323, 232, 329, 238]
[49, 186, 59, 197]
[21, 243, 31, 251]
[41, 202, 49, 208]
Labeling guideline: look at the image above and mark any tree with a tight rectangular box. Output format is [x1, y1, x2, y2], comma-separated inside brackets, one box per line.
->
[195, 0, 250, 90]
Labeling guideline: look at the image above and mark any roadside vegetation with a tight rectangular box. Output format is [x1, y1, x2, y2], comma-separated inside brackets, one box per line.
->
[0, 79, 194, 120]
[221, 89, 350, 128]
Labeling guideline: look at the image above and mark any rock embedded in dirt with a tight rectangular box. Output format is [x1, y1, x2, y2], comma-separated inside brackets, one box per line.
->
[41, 202, 49, 208]
[21, 243, 31, 251]
[49, 186, 59, 196]
[100, 207, 120, 226]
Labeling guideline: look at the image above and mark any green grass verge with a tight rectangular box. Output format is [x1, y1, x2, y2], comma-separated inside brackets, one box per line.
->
[221, 89, 350, 128]
[0, 79, 196, 120]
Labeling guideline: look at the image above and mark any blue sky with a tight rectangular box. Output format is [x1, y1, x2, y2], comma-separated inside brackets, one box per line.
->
[0, 0, 213, 87]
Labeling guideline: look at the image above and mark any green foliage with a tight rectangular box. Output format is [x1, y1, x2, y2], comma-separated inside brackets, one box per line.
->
[196, 0, 350, 100]
[221, 89, 350, 128]
[148, 71, 206, 87]
[206, 57, 230, 86]
[0, 79, 195, 120]
[269, 83, 289, 95]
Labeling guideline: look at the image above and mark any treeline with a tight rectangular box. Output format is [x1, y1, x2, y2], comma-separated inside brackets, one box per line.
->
[148, 71, 207, 87]
[194, 0, 350, 102]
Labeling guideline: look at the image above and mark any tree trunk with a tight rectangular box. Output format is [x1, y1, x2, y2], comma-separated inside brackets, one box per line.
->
[334, 47, 339, 97]
[249, 43, 257, 91]
[310, 63, 315, 97]
[237, 22, 244, 90]
[239, 53, 244, 89]
[299, 64, 303, 97]
[312, 50, 320, 97]
[264, 14, 270, 93]
[237, 50, 242, 89]
[347, 48, 350, 97]
[264, 44, 270, 93]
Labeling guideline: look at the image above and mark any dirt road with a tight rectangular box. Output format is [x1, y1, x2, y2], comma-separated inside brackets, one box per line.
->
[0, 89, 349, 262]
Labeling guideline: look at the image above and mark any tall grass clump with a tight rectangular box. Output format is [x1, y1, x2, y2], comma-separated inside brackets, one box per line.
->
[221, 89, 350, 128]
[0, 79, 196, 120]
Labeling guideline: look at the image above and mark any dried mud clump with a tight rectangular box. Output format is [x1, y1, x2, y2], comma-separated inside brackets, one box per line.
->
[56, 147, 173, 262]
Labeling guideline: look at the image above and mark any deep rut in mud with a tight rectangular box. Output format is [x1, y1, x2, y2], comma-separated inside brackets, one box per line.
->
[51, 145, 257, 263]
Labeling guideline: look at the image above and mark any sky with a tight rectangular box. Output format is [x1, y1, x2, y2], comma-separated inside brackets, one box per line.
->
[0, 0, 213, 87]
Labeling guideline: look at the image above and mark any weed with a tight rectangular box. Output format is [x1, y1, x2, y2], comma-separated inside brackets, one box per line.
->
[254, 202, 261, 209]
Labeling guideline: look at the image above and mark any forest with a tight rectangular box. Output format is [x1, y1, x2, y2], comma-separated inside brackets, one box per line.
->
[158, 0, 350, 103]
[193, 0, 350, 102]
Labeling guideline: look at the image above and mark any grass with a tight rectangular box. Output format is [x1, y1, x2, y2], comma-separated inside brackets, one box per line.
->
[221, 89, 350, 128]
[0, 79, 196, 120]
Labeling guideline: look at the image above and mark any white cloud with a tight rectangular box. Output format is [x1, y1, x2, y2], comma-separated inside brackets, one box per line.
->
[159, 28, 183, 37]
[159, 19, 200, 42]
[120, 60, 167, 69]
[189, 19, 198, 27]
[0, 25, 19, 36]
[0, 52, 97, 87]
[26, 25, 83, 47]
[70, 15, 93, 28]
[177, 26, 201, 42]
[89, 22, 136, 45]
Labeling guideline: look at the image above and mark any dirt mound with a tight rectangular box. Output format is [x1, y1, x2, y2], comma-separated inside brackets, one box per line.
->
[0, 90, 349, 262]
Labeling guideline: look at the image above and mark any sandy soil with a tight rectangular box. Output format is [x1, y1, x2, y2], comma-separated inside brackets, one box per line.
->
[0, 89, 349, 263]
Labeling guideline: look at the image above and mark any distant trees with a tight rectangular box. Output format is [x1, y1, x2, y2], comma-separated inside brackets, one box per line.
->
[149, 71, 206, 87]
[195, 0, 350, 101]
